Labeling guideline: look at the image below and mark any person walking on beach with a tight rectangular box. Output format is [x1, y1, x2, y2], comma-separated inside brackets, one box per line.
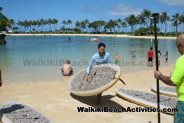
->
[158, 50, 162, 66]
[165, 51, 168, 65]
[114, 52, 120, 65]
[61, 59, 73, 76]
[154, 33, 184, 123]
[147, 47, 154, 67]
[86, 42, 111, 104]
[0, 70, 2, 87]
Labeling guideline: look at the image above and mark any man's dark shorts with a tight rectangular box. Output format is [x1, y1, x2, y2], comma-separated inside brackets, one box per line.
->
[148, 57, 153, 62]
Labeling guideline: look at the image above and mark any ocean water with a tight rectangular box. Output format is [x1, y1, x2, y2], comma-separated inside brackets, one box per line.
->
[0, 36, 179, 83]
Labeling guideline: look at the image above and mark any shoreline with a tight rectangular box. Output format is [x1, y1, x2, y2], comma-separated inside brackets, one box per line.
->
[7, 33, 177, 40]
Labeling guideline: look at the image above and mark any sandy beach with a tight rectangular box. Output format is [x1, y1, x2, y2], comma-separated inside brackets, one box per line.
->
[0, 65, 175, 123]
[7, 33, 177, 40]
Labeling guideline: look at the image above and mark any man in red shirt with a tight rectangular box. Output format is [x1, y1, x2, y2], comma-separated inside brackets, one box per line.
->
[147, 47, 154, 67]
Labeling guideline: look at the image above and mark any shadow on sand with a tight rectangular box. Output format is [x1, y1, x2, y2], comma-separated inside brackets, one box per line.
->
[70, 93, 125, 113]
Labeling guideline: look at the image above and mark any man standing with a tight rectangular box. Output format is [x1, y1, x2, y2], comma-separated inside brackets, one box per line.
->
[86, 42, 111, 104]
[147, 47, 154, 67]
[154, 33, 184, 123]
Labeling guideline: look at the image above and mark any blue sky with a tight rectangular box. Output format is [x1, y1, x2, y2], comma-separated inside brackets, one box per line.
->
[1, 0, 184, 31]
[1, 0, 184, 22]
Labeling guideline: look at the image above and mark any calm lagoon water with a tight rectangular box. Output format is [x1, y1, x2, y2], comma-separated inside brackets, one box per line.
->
[0, 36, 179, 83]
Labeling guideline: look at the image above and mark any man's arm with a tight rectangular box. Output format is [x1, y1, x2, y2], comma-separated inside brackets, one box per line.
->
[154, 71, 175, 86]
[87, 56, 95, 74]
[86, 57, 95, 81]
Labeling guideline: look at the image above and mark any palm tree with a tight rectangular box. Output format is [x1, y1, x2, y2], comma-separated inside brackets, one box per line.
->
[125, 15, 138, 34]
[67, 19, 72, 28]
[116, 18, 122, 33]
[60, 26, 66, 32]
[18, 21, 23, 32]
[84, 19, 89, 32]
[62, 20, 66, 28]
[75, 21, 80, 30]
[48, 18, 54, 32]
[141, 9, 152, 28]
[23, 20, 29, 32]
[160, 12, 170, 35]
[43, 19, 48, 32]
[0, 7, 11, 31]
[179, 12, 184, 32]
[53, 18, 58, 32]
[39, 19, 44, 32]
[9, 19, 15, 27]
[121, 21, 128, 33]
[36, 20, 40, 32]
[32, 20, 37, 32]
[80, 21, 86, 32]
[171, 13, 180, 34]
[104, 20, 117, 33]
[137, 15, 146, 28]
[89, 21, 102, 33]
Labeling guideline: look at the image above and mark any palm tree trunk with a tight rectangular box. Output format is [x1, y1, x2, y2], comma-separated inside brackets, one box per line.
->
[164, 22, 167, 36]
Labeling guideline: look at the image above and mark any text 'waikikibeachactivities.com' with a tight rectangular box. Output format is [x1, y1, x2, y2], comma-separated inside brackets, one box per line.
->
[77, 106, 178, 113]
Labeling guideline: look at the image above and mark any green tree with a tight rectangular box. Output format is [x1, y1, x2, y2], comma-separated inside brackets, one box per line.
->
[141, 9, 152, 28]
[89, 20, 106, 33]
[84, 19, 89, 32]
[67, 19, 72, 28]
[48, 18, 53, 32]
[0, 7, 11, 31]
[125, 15, 138, 34]
[171, 13, 180, 34]
[179, 12, 184, 32]
[62, 20, 67, 28]
[160, 12, 170, 35]
[39, 19, 45, 32]
[116, 18, 122, 33]
[121, 21, 128, 33]
[75, 21, 81, 32]
[9, 19, 15, 28]
[137, 15, 146, 28]
[104, 19, 117, 33]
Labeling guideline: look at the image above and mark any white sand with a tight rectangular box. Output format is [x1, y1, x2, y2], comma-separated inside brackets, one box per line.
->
[7, 33, 177, 40]
[0, 65, 175, 123]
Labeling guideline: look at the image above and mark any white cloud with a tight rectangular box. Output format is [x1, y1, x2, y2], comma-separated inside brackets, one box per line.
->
[80, 4, 142, 17]
[108, 4, 142, 16]
[157, 0, 184, 7]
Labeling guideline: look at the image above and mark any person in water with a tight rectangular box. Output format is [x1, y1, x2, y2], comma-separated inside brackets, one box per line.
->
[130, 48, 136, 59]
[147, 47, 154, 67]
[158, 50, 162, 66]
[61, 59, 73, 76]
[165, 51, 168, 65]
[68, 36, 71, 42]
[114, 52, 120, 65]
[86, 42, 111, 104]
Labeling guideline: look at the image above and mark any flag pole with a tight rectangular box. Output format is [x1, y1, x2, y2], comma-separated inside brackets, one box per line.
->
[152, 13, 160, 123]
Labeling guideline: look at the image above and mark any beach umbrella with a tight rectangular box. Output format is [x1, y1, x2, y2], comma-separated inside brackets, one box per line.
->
[152, 13, 160, 123]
